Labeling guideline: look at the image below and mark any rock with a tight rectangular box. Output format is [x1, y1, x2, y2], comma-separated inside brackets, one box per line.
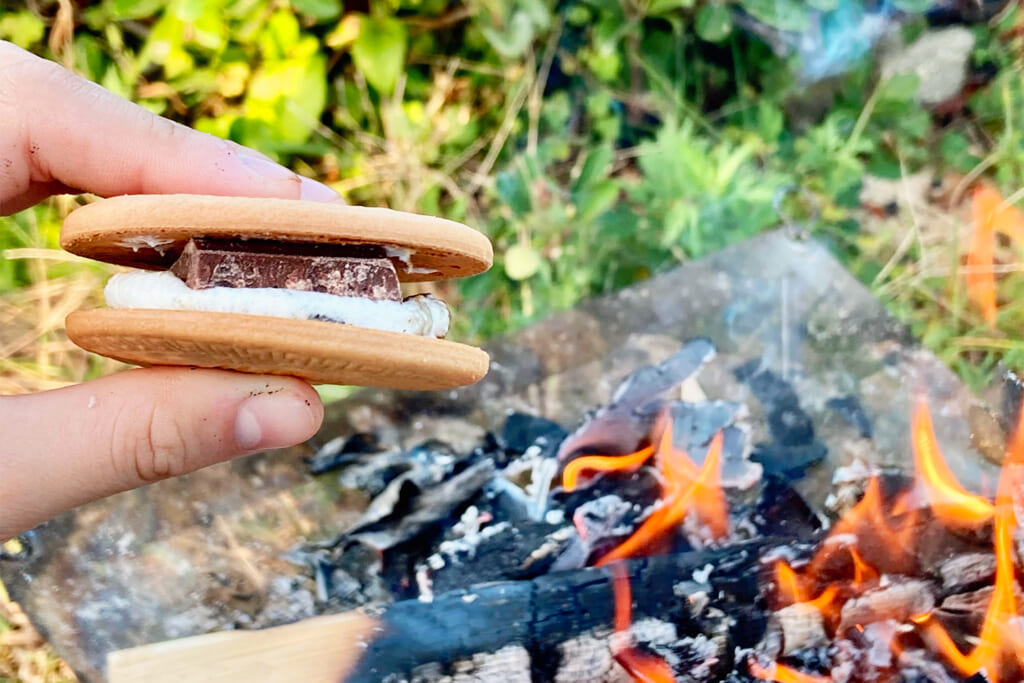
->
[879, 27, 975, 107]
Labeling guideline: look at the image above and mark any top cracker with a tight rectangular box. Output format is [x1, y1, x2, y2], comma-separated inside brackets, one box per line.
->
[60, 194, 493, 283]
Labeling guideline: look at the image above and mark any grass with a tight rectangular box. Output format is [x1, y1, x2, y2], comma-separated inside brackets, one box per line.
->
[0, 574, 76, 683]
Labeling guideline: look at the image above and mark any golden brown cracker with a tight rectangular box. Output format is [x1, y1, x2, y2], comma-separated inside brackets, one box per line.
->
[66, 309, 490, 389]
[61, 195, 492, 282]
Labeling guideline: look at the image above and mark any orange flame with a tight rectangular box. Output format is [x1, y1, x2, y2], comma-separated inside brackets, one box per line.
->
[967, 185, 1000, 325]
[917, 485, 1024, 681]
[610, 564, 676, 683]
[596, 430, 726, 566]
[965, 185, 1024, 326]
[848, 546, 878, 590]
[773, 561, 839, 615]
[911, 397, 994, 528]
[758, 399, 1024, 681]
[562, 444, 655, 492]
[748, 659, 831, 683]
[809, 476, 919, 580]
[774, 561, 806, 605]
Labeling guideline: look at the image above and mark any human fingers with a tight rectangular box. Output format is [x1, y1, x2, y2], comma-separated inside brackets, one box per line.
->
[0, 40, 339, 215]
[0, 367, 323, 540]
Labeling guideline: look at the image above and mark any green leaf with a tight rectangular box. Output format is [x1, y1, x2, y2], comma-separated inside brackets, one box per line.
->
[504, 244, 543, 281]
[876, 73, 920, 103]
[174, 0, 208, 22]
[647, 0, 696, 14]
[757, 100, 784, 143]
[244, 43, 327, 144]
[260, 10, 301, 60]
[0, 12, 45, 49]
[696, 4, 732, 43]
[292, 0, 342, 22]
[807, 0, 840, 10]
[740, 0, 811, 32]
[574, 146, 614, 192]
[575, 180, 620, 224]
[478, 12, 536, 59]
[110, 0, 166, 20]
[352, 15, 407, 93]
[496, 169, 532, 216]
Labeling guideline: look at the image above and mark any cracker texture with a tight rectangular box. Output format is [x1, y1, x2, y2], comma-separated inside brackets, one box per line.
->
[61, 195, 492, 282]
[66, 309, 490, 389]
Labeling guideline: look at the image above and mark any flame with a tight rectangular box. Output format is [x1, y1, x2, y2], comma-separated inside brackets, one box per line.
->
[610, 563, 676, 683]
[965, 185, 1024, 326]
[773, 561, 839, 615]
[595, 430, 726, 566]
[917, 482, 1024, 682]
[848, 546, 878, 590]
[774, 561, 806, 605]
[911, 397, 994, 528]
[967, 185, 1000, 325]
[748, 659, 831, 683]
[562, 444, 655, 492]
[808, 476, 919, 580]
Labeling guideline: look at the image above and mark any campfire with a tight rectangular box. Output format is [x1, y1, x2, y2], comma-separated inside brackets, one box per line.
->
[4, 233, 1014, 683]
[274, 338, 1024, 682]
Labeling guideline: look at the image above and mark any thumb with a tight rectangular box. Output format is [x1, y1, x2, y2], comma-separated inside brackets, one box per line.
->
[0, 368, 324, 540]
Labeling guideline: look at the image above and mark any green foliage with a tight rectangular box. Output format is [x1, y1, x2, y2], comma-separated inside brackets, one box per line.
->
[0, 0, 1022, 389]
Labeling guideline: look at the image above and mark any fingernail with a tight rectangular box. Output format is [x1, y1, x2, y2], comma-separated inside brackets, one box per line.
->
[237, 150, 297, 181]
[235, 392, 318, 450]
[300, 176, 342, 202]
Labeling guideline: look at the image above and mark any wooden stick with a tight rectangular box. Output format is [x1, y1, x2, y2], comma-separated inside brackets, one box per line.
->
[107, 612, 378, 683]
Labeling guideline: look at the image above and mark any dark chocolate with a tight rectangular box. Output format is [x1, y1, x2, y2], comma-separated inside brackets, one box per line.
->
[170, 239, 401, 301]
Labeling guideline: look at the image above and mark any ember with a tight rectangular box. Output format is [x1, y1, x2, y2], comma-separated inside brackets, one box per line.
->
[280, 341, 1024, 681]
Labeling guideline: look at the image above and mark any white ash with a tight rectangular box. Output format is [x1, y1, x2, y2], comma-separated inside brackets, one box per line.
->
[544, 509, 565, 525]
[105, 270, 451, 337]
[418, 516, 511, 580]
[825, 458, 879, 516]
[574, 495, 636, 539]
[555, 632, 631, 683]
[938, 552, 996, 591]
[497, 446, 558, 521]
[837, 578, 934, 634]
[674, 584, 710, 614]
[312, 435, 346, 460]
[628, 617, 678, 646]
[759, 544, 806, 568]
[436, 520, 509, 561]
[523, 526, 578, 570]
[691, 563, 714, 584]
[526, 453, 558, 521]
[862, 620, 900, 669]
[447, 644, 532, 683]
[415, 565, 433, 603]
[775, 602, 827, 655]
[893, 649, 962, 683]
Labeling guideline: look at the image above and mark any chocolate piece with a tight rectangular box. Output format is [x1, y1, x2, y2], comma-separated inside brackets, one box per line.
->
[170, 239, 401, 301]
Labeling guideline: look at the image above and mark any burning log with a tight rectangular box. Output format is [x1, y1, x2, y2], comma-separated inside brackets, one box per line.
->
[342, 541, 776, 681]
[836, 578, 935, 635]
[773, 603, 828, 656]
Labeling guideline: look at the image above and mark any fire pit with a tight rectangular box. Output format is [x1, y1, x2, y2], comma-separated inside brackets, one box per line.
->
[0, 230, 1013, 682]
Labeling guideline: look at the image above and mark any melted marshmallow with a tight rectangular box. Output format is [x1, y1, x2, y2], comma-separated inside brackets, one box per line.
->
[104, 271, 450, 337]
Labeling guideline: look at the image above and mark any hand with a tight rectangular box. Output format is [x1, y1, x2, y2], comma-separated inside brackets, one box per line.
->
[0, 41, 333, 540]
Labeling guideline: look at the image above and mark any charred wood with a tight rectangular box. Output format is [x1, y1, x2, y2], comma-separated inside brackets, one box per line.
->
[343, 541, 780, 682]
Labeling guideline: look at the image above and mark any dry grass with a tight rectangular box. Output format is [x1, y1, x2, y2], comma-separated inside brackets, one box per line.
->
[1, 233, 124, 683]
[0, 574, 77, 683]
